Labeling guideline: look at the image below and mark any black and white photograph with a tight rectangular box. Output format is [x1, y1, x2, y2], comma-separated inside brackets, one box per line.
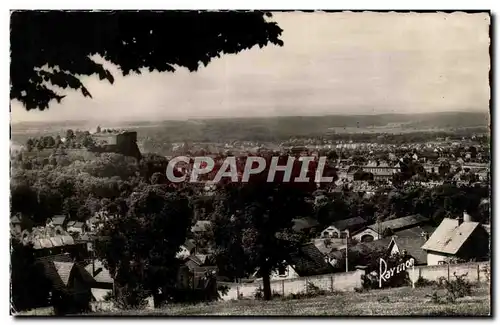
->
[9, 9, 492, 316]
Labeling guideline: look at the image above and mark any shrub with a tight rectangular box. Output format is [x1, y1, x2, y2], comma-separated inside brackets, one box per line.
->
[415, 276, 436, 288]
[361, 274, 377, 290]
[482, 265, 490, 282]
[217, 284, 230, 300]
[112, 285, 149, 310]
[254, 287, 263, 300]
[286, 282, 328, 300]
[429, 273, 473, 304]
[441, 273, 473, 302]
[306, 282, 326, 296]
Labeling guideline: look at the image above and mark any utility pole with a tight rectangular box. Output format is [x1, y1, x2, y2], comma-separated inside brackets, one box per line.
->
[344, 230, 350, 273]
[92, 242, 95, 276]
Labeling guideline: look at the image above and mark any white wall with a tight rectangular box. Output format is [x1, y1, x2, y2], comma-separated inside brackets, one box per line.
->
[221, 269, 366, 301]
[269, 265, 299, 281]
[427, 251, 448, 266]
[321, 226, 341, 238]
[352, 228, 380, 242]
[408, 261, 490, 284]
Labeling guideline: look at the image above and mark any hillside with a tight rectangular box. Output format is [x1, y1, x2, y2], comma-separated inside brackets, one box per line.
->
[89, 284, 490, 316]
[11, 111, 490, 145]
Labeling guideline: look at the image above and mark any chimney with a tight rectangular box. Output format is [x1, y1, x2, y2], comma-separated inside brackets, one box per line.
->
[463, 211, 473, 223]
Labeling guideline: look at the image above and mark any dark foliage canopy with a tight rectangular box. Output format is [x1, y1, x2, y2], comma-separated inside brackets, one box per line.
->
[94, 185, 193, 301]
[10, 10, 283, 110]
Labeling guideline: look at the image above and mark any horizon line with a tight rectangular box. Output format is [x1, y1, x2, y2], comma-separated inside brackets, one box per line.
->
[10, 109, 489, 125]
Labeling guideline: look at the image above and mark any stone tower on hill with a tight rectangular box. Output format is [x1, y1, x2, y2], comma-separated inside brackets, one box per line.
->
[91, 129, 142, 160]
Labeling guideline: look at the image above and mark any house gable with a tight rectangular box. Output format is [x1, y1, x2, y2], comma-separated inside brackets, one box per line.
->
[321, 226, 341, 238]
[422, 218, 489, 265]
[269, 264, 299, 281]
[388, 236, 427, 265]
[455, 226, 490, 261]
[352, 228, 380, 242]
[422, 218, 477, 255]
[288, 243, 334, 277]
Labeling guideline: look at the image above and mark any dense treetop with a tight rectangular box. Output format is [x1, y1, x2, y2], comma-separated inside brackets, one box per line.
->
[10, 10, 283, 110]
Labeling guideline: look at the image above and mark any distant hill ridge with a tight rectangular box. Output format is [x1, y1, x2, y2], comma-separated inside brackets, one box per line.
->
[12, 111, 489, 128]
[11, 111, 489, 145]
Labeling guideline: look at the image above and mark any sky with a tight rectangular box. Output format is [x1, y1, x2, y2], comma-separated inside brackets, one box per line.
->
[10, 11, 491, 123]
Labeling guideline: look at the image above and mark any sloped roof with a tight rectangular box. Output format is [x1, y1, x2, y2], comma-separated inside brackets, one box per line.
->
[292, 217, 319, 232]
[49, 237, 64, 247]
[67, 221, 84, 228]
[330, 216, 367, 232]
[10, 215, 21, 224]
[32, 240, 42, 250]
[367, 215, 429, 233]
[185, 255, 203, 268]
[313, 238, 345, 255]
[37, 260, 95, 294]
[51, 215, 67, 225]
[39, 238, 53, 249]
[37, 261, 67, 292]
[191, 220, 212, 233]
[191, 266, 217, 275]
[183, 239, 196, 252]
[75, 263, 97, 286]
[421, 218, 481, 255]
[61, 235, 75, 246]
[53, 262, 74, 286]
[350, 237, 393, 255]
[390, 236, 427, 265]
[94, 268, 113, 284]
[91, 288, 112, 302]
[85, 260, 114, 284]
[194, 254, 209, 265]
[394, 225, 437, 238]
[192, 266, 218, 289]
[327, 250, 344, 260]
[289, 243, 334, 276]
[36, 253, 73, 264]
[328, 237, 394, 260]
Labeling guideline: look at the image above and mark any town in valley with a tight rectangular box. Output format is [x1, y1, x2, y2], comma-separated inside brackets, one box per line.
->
[10, 111, 491, 315]
[9, 10, 491, 316]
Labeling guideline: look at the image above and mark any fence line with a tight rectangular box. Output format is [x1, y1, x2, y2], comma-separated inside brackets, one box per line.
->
[409, 261, 490, 284]
[220, 261, 490, 301]
[221, 269, 366, 301]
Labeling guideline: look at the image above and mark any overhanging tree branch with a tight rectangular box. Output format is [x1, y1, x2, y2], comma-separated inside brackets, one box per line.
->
[10, 10, 284, 110]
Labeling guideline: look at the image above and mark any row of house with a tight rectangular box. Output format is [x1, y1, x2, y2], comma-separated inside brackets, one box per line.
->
[11, 203, 490, 310]
[260, 211, 490, 285]
[11, 213, 222, 313]
[319, 211, 489, 267]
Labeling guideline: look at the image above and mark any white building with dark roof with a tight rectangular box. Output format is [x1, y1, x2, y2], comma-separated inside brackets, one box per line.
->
[320, 217, 367, 239]
[421, 212, 490, 265]
[352, 215, 430, 243]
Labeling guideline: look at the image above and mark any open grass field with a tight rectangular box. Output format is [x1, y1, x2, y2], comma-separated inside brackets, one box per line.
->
[91, 283, 490, 316]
